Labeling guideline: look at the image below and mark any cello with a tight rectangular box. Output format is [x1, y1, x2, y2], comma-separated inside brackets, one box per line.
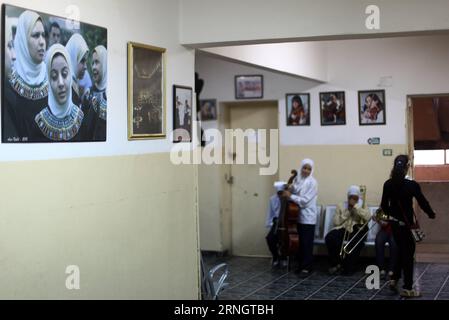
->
[275, 170, 301, 265]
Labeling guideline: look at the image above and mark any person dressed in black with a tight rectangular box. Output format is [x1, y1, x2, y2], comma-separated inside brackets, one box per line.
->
[381, 155, 436, 298]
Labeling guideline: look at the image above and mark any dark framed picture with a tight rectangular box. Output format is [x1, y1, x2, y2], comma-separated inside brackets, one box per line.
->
[2, 4, 108, 143]
[200, 99, 217, 121]
[286, 93, 310, 126]
[173, 85, 192, 143]
[128, 42, 166, 140]
[359, 90, 386, 125]
[320, 92, 346, 126]
[235, 75, 263, 99]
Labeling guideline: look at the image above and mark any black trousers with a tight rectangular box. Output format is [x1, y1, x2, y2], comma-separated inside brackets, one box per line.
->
[266, 225, 279, 261]
[391, 224, 415, 290]
[325, 225, 367, 272]
[297, 224, 316, 270]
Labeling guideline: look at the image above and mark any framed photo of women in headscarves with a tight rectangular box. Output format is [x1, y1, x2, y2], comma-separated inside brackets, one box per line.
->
[1, 4, 108, 143]
[127, 42, 166, 140]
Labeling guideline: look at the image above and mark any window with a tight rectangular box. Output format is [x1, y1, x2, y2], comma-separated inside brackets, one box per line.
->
[414, 150, 447, 165]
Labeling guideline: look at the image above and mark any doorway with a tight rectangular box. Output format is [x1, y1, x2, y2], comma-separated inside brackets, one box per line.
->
[221, 101, 279, 257]
[408, 95, 449, 263]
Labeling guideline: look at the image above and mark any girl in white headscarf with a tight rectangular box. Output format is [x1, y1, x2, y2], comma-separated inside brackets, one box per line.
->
[33, 44, 85, 142]
[325, 185, 371, 275]
[284, 158, 319, 273]
[4, 10, 48, 142]
[86, 45, 107, 141]
[65, 33, 89, 111]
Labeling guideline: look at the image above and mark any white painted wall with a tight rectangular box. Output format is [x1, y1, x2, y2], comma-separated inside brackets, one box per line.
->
[181, 0, 449, 46]
[203, 42, 328, 82]
[198, 35, 449, 147]
[0, 0, 195, 162]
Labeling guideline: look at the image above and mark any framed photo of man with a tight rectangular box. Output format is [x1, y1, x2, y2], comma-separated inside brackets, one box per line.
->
[2, 4, 108, 143]
[320, 92, 346, 126]
[173, 85, 192, 143]
[127, 42, 166, 140]
[358, 90, 386, 125]
[286, 93, 310, 126]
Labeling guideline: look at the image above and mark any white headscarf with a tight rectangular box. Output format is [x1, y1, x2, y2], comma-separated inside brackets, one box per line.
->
[292, 158, 315, 194]
[347, 185, 360, 197]
[65, 33, 89, 83]
[345, 185, 364, 209]
[46, 44, 75, 119]
[93, 45, 107, 91]
[14, 10, 47, 86]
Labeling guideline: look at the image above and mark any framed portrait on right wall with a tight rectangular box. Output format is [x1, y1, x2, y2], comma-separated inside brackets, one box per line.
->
[358, 90, 386, 125]
[320, 91, 346, 126]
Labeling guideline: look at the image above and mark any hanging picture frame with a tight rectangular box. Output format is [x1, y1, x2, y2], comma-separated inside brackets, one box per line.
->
[127, 42, 166, 140]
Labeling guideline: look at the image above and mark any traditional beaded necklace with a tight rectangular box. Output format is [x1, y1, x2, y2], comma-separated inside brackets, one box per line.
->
[9, 68, 48, 100]
[34, 106, 84, 141]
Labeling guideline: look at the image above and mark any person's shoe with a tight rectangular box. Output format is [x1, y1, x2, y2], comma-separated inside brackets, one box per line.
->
[400, 289, 421, 298]
[388, 280, 399, 293]
[301, 269, 311, 274]
[280, 260, 289, 268]
[328, 265, 341, 275]
[271, 259, 280, 268]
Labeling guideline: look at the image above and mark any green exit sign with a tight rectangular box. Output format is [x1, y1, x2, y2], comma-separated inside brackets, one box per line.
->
[383, 149, 393, 157]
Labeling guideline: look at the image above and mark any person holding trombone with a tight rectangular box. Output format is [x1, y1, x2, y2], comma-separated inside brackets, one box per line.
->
[325, 186, 371, 275]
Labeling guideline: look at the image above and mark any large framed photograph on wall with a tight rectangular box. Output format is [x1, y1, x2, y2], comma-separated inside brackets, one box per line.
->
[286, 93, 310, 126]
[319, 91, 346, 126]
[2, 4, 108, 143]
[173, 85, 192, 143]
[127, 42, 166, 140]
[359, 90, 386, 125]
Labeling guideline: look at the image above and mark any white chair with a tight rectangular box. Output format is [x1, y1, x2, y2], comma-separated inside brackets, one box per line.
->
[200, 256, 229, 300]
[323, 205, 338, 239]
[314, 205, 323, 239]
[366, 207, 381, 245]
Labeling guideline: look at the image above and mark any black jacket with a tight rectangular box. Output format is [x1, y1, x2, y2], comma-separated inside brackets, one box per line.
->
[381, 179, 435, 225]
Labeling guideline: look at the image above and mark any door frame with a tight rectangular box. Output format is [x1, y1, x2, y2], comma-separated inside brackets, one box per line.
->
[219, 100, 280, 255]
[406, 93, 449, 178]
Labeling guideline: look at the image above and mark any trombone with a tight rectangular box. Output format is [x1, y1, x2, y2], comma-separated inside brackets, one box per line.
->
[341, 208, 396, 259]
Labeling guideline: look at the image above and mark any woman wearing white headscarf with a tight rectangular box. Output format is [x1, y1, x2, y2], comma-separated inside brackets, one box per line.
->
[283, 158, 318, 274]
[325, 185, 371, 275]
[65, 33, 89, 112]
[4, 10, 48, 142]
[86, 45, 107, 141]
[32, 44, 85, 142]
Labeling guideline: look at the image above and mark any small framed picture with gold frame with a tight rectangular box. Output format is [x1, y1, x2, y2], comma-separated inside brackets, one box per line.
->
[127, 42, 166, 140]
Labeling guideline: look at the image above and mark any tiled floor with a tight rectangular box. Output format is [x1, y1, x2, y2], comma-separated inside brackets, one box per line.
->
[203, 254, 449, 300]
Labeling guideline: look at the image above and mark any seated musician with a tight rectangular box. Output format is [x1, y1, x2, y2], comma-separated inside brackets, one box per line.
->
[265, 182, 287, 267]
[325, 186, 371, 275]
[283, 159, 319, 274]
[375, 216, 398, 280]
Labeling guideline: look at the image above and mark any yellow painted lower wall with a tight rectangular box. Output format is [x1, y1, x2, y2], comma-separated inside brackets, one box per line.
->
[198, 144, 408, 257]
[280, 145, 408, 207]
[0, 153, 199, 300]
